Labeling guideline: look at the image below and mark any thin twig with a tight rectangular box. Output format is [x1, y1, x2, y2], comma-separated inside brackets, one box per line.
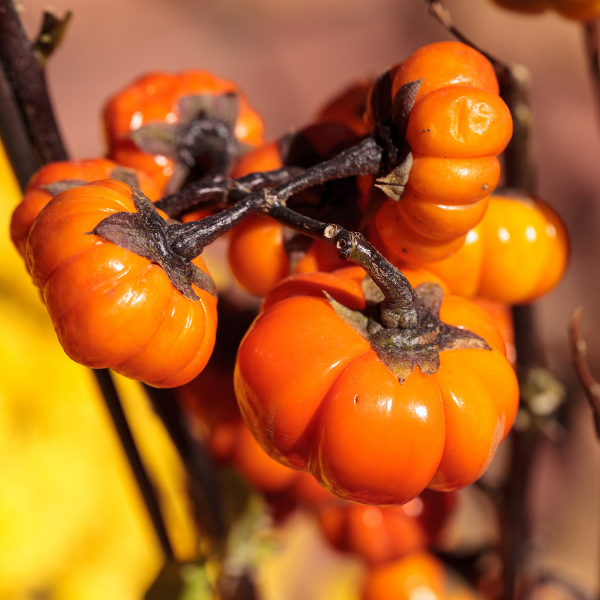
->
[0, 65, 37, 188]
[154, 166, 305, 218]
[426, 0, 510, 79]
[520, 571, 596, 600]
[424, 3, 548, 599]
[0, 0, 67, 164]
[498, 64, 538, 195]
[569, 308, 600, 440]
[94, 370, 175, 560]
[142, 385, 226, 542]
[503, 305, 546, 600]
[0, 1, 178, 561]
[583, 21, 600, 124]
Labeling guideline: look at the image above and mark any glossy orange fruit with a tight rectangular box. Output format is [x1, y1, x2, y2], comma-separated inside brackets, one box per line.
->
[372, 42, 512, 264]
[363, 552, 446, 600]
[25, 179, 217, 387]
[235, 266, 518, 505]
[104, 70, 265, 195]
[10, 158, 158, 260]
[389, 194, 569, 305]
[316, 489, 455, 564]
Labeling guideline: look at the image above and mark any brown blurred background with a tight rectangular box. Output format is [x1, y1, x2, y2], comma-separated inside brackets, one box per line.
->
[12, 0, 600, 595]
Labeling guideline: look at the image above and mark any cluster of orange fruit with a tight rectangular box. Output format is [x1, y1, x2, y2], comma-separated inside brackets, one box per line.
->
[9, 41, 567, 518]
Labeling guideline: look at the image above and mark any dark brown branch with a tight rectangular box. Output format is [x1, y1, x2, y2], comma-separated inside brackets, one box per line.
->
[168, 193, 265, 257]
[426, 0, 511, 80]
[0, 63, 38, 189]
[168, 136, 383, 252]
[584, 21, 600, 128]
[570, 308, 600, 440]
[498, 64, 537, 195]
[0, 0, 68, 164]
[93, 369, 175, 560]
[142, 385, 226, 542]
[162, 135, 382, 229]
[0, 2, 183, 562]
[155, 166, 305, 218]
[499, 304, 547, 600]
[164, 174, 420, 328]
[273, 136, 383, 198]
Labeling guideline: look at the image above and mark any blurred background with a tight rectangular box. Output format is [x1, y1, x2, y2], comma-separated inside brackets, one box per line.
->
[2, 0, 600, 598]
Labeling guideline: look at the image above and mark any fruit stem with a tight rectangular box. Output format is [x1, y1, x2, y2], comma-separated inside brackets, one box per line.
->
[166, 143, 420, 328]
[158, 133, 382, 221]
[155, 166, 305, 218]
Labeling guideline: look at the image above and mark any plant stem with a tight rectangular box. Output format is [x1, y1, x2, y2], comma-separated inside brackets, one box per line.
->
[501, 63, 543, 600]
[142, 385, 226, 543]
[0, 65, 37, 188]
[155, 166, 305, 218]
[161, 135, 382, 229]
[94, 370, 175, 561]
[0, 0, 67, 164]
[498, 65, 538, 197]
[0, 0, 180, 561]
[426, 2, 550, 598]
[166, 171, 419, 327]
[570, 308, 600, 440]
[266, 201, 419, 327]
[584, 20, 600, 125]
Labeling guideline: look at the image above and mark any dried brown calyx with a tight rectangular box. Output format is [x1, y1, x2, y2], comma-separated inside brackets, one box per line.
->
[91, 187, 217, 301]
[130, 93, 245, 193]
[327, 278, 490, 383]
